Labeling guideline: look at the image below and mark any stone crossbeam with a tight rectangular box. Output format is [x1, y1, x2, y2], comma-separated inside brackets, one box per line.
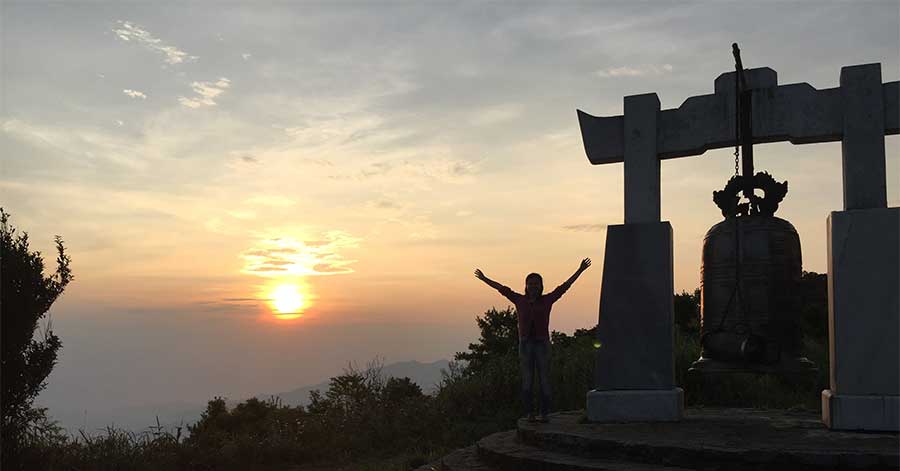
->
[579, 64, 897, 222]
[578, 69, 899, 164]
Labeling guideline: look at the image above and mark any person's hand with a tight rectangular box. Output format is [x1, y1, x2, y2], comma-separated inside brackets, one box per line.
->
[579, 258, 592, 272]
[474, 268, 485, 280]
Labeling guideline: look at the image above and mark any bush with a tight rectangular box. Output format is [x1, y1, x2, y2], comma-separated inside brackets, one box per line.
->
[674, 277, 829, 410]
[1, 208, 72, 469]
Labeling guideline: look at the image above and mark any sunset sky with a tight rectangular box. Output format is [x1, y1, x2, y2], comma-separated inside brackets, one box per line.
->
[2, 2, 898, 425]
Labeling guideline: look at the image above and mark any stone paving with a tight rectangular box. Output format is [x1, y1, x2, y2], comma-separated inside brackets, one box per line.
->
[420, 408, 900, 470]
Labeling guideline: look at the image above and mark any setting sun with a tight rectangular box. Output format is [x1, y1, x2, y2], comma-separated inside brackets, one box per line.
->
[269, 283, 306, 319]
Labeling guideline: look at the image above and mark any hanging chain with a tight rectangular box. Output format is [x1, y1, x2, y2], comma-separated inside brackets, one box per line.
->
[733, 89, 740, 176]
[733, 43, 742, 177]
[733, 70, 741, 176]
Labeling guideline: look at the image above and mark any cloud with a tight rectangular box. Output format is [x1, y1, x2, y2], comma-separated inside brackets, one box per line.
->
[241, 53, 252, 60]
[244, 194, 297, 207]
[227, 210, 256, 220]
[470, 103, 524, 126]
[179, 78, 231, 108]
[369, 199, 402, 210]
[241, 232, 360, 277]
[341, 157, 480, 183]
[360, 160, 396, 177]
[112, 20, 196, 65]
[561, 223, 607, 232]
[240, 155, 259, 163]
[2, 118, 146, 170]
[122, 89, 147, 99]
[595, 64, 674, 78]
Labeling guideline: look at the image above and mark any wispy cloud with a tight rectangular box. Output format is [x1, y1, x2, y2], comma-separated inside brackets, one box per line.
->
[178, 78, 231, 108]
[340, 157, 480, 183]
[122, 89, 147, 99]
[227, 210, 256, 220]
[244, 194, 297, 208]
[1, 118, 146, 170]
[241, 53, 252, 60]
[241, 232, 360, 277]
[470, 103, 524, 126]
[112, 20, 195, 65]
[595, 64, 673, 78]
[561, 223, 607, 232]
[368, 199, 404, 210]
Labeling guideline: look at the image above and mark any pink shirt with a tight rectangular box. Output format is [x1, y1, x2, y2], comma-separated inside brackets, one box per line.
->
[499, 281, 573, 340]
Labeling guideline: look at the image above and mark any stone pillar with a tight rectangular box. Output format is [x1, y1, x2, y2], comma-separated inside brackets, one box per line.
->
[822, 208, 899, 431]
[587, 222, 683, 422]
[840, 64, 887, 210]
[822, 63, 899, 432]
[624, 94, 661, 224]
[588, 92, 682, 422]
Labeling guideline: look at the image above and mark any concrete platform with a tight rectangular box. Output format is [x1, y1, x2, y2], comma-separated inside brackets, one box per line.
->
[414, 446, 494, 471]
[586, 388, 683, 423]
[424, 408, 899, 470]
[479, 430, 694, 471]
[519, 409, 899, 470]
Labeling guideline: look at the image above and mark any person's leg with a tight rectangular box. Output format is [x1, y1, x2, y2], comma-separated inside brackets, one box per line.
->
[535, 338, 552, 419]
[519, 339, 535, 418]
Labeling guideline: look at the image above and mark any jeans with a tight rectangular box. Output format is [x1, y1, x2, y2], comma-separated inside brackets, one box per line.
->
[519, 338, 551, 416]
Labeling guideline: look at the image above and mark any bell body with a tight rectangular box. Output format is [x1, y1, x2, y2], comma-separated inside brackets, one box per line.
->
[691, 214, 816, 373]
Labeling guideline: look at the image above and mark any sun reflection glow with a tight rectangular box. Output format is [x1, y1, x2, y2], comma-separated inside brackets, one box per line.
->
[267, 283, 308, 320]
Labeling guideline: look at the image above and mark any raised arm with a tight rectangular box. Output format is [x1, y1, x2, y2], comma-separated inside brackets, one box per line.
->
[565, 258, 591, 285]
[474, 268, 505, 291]
[547, 258, 592, 303]
[474, 268, 521, 303]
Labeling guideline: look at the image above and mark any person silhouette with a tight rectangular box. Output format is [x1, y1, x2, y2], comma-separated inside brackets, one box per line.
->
[474, 258, 591, 423]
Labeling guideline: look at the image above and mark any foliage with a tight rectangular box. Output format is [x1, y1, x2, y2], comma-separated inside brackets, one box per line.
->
[454, 306, 518, 370]
[675, 273, 829, 410]
[303, 363, 437, 458]
[674, 289, 701, 334]
[182, 396, 309, 469]
[1, 208, 72, 468]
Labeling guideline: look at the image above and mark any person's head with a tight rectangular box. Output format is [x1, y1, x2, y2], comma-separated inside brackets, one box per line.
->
[525, 273, 543, 298]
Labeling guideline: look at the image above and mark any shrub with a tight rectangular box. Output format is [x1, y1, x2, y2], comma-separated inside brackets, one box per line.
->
[1, 208, 72, 469]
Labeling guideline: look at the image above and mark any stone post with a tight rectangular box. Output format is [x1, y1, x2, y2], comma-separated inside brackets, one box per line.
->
[821, 63, 899, 432]
[624, 94, 661, 224]
[587, 93, 683, 422]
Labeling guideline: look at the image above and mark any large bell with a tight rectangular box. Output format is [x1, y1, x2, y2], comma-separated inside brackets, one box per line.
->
[690, 43, 816, 374]
[689, 172, 817, 374]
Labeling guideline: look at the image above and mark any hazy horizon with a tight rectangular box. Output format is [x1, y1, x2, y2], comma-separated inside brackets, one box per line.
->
[2, 2, 897, 426]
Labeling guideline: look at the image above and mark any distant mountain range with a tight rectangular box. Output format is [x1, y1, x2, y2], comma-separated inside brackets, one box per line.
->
[44, 359, 450, 434]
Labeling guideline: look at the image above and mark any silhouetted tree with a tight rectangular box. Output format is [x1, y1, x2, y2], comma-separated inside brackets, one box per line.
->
[798, 271, 828, 344]
[674, 289, 701, 334]
[1, 208, 72, 466]
[454, 307, 518, 371]
[381, 376, 424, 404]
